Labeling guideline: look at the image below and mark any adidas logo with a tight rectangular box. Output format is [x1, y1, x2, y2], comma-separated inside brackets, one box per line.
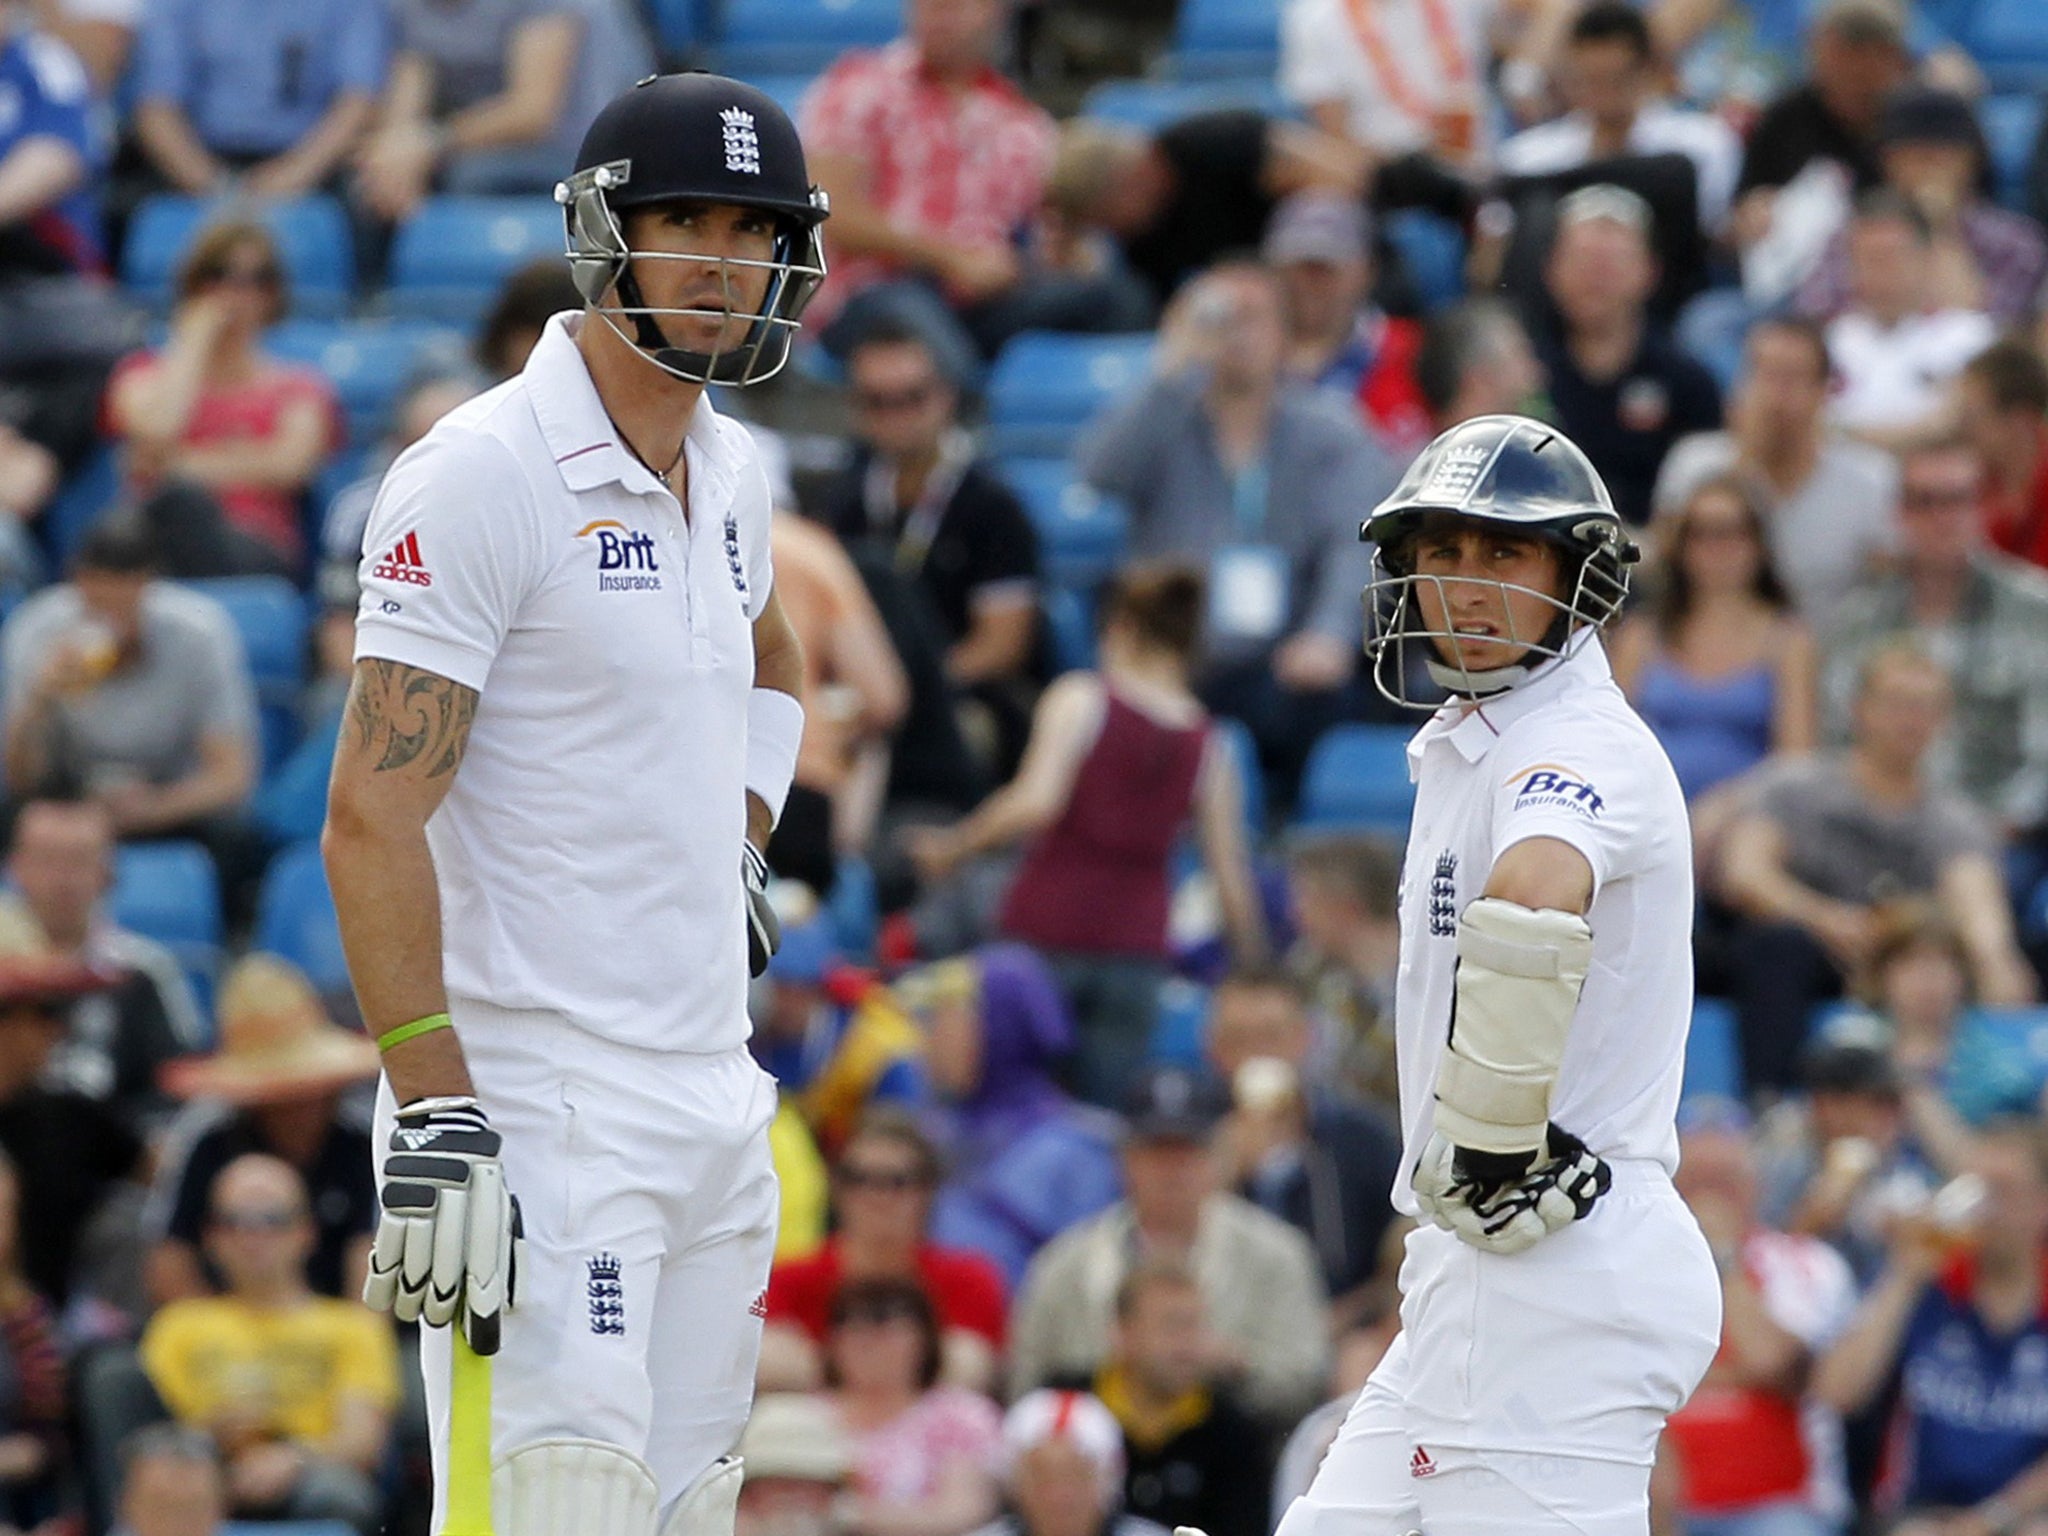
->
[748, 1290, 769, 1320]
[394, 1128, 438, 1150]
[373, 531, 433, 587]
[1409, 1445, 1437, 1479]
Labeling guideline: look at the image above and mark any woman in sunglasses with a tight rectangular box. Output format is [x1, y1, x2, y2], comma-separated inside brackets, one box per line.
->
[105, 221, 341, 578]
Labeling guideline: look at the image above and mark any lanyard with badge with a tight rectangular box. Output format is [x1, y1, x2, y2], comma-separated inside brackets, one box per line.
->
[863, 428, 975, 575]
[1209, 456, 1291, 644]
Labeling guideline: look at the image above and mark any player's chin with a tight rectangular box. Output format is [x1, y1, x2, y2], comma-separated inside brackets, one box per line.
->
[1431, 634, 1522, 673]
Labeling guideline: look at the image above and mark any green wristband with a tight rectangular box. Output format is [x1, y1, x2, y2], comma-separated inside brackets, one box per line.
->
[377, 1012, 453, 1053]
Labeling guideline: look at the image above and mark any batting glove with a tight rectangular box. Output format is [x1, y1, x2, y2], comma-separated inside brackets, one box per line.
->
[366, 1095, 524, 1354]
[743, 841, 779, 978]
[1412, 1122, 1612, 1256]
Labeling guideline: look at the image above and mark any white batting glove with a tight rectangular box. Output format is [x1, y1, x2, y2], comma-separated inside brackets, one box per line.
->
[1412, 1123, 1612, 1256]
[743, 841, 780, 978]
[366, 1095, 523, 1353]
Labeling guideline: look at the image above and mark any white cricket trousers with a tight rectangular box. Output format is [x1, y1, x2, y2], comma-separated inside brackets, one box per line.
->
[1277, 1161, 1721, 1536]
[373, 999, 781, 1534]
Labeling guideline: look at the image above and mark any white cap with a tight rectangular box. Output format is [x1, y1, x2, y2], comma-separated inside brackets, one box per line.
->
[739, 1394, 853, 1484]
[1001, 1390, 1125, 1503]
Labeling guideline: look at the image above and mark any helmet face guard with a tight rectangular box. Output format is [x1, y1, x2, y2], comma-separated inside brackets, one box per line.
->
[1362, 523, 1632, 709]
[556, 158, 829, 388]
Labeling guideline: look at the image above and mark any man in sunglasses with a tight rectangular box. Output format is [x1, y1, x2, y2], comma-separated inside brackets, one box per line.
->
[327, 71, 828, 1536]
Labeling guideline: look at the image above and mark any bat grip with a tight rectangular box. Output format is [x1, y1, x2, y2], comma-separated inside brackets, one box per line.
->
[443, 1330, 495, 1536]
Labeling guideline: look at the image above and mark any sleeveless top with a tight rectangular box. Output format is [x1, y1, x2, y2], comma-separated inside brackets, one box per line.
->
[998, 690, 1210, 958]
[1635, 654, 1775, 801]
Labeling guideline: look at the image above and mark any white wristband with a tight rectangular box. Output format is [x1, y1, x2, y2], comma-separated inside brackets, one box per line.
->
[745, 687, 805, 829]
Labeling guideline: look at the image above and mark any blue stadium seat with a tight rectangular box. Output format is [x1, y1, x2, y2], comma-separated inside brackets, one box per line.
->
[717, 0, 897, 74]
[1983, 94, 2044, 211]
[1682, 997, 1743, 1103]
[1962, 0, 2048, 92]
[255, 840, 351, 1000]
[649, 0, 709, 56]
[266, 318, 468, 444]
[180, 575, 311, 775]
[1080, 78, 1290, 130]
[1148, 977, 1210, 1067]
[39, 443, 120, 571]
[986, 332, 1155, 458]
[113, 841, 221, 949]
[995, 458, 1130, 588]
[1296, 723, 1416, 834]
[1382, 210, 1468, 314]
[1040, 585, 1097, 674]
[735, 72, 821, 124]
[826, 855, 878, 960]
[122, 195, 354, 316]
[1169, 0, 1282, 79]
[224, 1523, 357, 1536]
[388, 197, 564, 323]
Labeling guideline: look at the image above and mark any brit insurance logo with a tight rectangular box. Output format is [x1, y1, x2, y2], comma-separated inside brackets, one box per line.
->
[721, 107, 761, 175]
[576, 518, 663, 592]
[1506, 762, 1605, 818]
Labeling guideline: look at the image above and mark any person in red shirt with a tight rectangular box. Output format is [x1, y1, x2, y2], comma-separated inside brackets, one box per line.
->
[761, 1109, 1008, 1395]
[1958, 339, 2048, 573]
[1665, 1108, 1858, 1536]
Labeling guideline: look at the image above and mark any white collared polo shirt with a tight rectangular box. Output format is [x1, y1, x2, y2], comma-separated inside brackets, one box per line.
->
[353, 312, 773, 1054]
[1390, 636, 1694, 1213]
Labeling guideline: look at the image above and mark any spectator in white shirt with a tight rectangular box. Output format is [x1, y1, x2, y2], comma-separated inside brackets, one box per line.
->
[1497, 0, 1741, 233]
[1824, 189, 1994, 445]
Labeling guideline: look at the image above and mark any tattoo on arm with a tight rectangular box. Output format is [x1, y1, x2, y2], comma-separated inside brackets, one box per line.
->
[348, 660, 478, 778]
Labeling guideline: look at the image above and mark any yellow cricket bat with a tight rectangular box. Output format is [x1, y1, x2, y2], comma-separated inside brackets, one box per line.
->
[444, 1331, 495, 1536]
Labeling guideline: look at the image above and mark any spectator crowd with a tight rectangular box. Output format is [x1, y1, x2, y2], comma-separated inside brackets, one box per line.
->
[3, 0, 2048, 1530]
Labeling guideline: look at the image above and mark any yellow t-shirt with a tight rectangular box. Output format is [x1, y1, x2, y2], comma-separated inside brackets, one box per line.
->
[141, 1296, 400, 1445]
[771, 1097, 828, 1262]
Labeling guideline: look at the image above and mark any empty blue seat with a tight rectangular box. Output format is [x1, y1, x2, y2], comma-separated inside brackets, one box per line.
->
[718, 0, 898, 74]
[1963, 0, 2048, 92]
[1682, 997, 1743, 1104]
[1040, 585, 1096, 674]
[1081, 77, 1289, 130]
[1983, 94, 2044, 211]
[113, 841, 221, 949]
[266, 318, 468, 444]
[123, 195, 354, 316]
[1170, 0, 1282, 79]
[40, 444, 120, 571]
[255, 840, 351, 999]
[389, 197, 564, 322]
[224, 1523, 358, 1536]
[180, 576, 308, 695]
[996, 458, 1130, 588]
[1382, 209, 1468, 314]
[1296, 723, 1416, 834]
[986, 333, 1155, 458]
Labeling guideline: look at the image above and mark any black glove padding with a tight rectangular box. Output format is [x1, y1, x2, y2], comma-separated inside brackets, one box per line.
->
[1411, 1122, 1612, 1256]
[365, 1096, 523, 1353]
[743, 840, 779, 978]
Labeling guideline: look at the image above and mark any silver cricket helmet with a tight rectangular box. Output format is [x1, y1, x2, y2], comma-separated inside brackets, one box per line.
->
[1361, 414, 1637, 708]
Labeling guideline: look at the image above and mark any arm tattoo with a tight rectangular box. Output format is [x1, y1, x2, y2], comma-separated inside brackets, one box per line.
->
[348, 660, 478, 778]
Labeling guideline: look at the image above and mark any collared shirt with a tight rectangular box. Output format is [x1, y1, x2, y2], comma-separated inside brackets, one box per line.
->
[798, 39, 1056, 322]
[1797, 202, 2048, 326]
[133, 0, 387, 158]
[1392, 637, 1693, 1213]
[1818, 553, 2048, 832]
[1279, 0, 1498, 168]
[1077, 374, 1399, 651]
[1496, 101, 1742, 232]
[353, 312, 775, 1053]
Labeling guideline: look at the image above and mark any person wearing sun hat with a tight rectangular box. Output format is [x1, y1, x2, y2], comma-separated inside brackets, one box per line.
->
[145, 955, 379, 1303]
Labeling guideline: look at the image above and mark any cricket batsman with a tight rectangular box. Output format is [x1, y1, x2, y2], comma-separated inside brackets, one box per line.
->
[322, 72, 828, 1536]
[1270, 416, 1724, 1534]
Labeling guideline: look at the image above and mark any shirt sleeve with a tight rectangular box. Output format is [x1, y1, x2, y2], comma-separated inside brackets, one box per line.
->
[1279, 0, 1346, 110]
[353, 427, 545, 692]
[964, 475, 1040, 596]
[1489, 708, 1659, 895]
[18, 33, 93, 152]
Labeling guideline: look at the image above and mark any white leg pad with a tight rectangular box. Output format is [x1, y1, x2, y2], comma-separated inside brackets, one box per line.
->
[658, 1455, 744, 1536]
[493, 1437, 660, 1536]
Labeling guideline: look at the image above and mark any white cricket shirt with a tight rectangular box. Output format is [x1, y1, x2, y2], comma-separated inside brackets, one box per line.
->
[1391, 635, 1693, 1214]
[353, 312, 774, 1053]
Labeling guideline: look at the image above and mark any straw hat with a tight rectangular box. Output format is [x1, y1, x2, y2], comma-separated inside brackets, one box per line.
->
[0, 899, 122, 1010]
[738, 1394, 852, 1485]
[161, 954, 379, 1104]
